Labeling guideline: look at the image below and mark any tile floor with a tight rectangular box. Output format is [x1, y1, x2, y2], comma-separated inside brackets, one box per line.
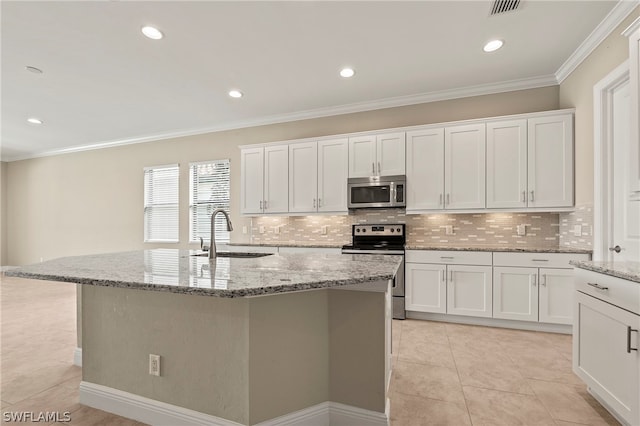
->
[1, 276, 620, 426]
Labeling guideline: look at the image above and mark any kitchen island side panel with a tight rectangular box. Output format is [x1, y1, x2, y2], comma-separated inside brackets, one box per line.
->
[248, 290, 330, 424]
[81, 285, 251, 424]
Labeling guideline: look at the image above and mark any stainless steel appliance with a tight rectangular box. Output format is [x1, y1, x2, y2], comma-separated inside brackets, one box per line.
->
[342, 224, 406, 319]
[347, 175, 406, 209]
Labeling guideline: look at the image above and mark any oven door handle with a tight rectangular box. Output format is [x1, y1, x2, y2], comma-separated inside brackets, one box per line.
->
[342, 249, 405, 255]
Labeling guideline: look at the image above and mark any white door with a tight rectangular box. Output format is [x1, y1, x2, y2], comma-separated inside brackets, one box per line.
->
[486, 119, 528, 208]
[527, 114, 574, 208]
[288, 142, 318, 213]
[446, 265, 492, 317]
[574, 292, 640, 426]
[240, 147, 264, 214]
[377, 132, 405, 176]
[318, 138, 348, 213]
[493, 266, 538, 322]
[348, 135, 377, 177]
[444, 124, 486, 209]
[263, 145, 289, 213]
[405, 263, 447, 313]
[612, 81, 640, 262]
[538, 268, 574, 325]
[406, 128, 445, 211]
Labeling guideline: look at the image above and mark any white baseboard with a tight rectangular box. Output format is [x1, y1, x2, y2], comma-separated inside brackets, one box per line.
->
[79, 381, 389, 426]
[406, 311, 573, 334]
[74, 347, 82, 367]
[586, 387, 630, 426]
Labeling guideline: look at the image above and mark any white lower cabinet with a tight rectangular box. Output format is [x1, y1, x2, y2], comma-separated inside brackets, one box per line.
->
[405, 250, 492, 317]
[447, 265, 492, 318]
[405, 263, 446, 313]
[573, 270, 639, 426]
[493, 266, 574, 324]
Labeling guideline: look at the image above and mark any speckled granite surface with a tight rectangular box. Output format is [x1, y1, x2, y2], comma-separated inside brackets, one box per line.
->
[227, 243, 342, 248]
[404, 245, 592, 254]
[570, 260, 640, 283]
[5, 249, 401, 297]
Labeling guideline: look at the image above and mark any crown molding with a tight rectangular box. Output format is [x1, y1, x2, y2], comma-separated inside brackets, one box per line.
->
[556, 0, 639, 84]
[3, 74, 557, 162]
[622, 15, 640, 36]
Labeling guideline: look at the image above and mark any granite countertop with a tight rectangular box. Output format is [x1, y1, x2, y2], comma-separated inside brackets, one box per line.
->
[227, 242, 343, 249]
[5, 249, 402, 298]
[570, 260, 640, 283]
[404, 245, 592, 254]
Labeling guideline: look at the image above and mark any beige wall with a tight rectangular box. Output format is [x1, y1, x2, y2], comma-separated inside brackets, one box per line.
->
[5, 86, 559, 266]
[1, 161, 7, 266]
[559, 6, 640, 205]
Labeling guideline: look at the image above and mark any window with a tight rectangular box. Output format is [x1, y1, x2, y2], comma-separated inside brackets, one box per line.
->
[189, 160, 231, 243]
[143, 164, 179, 243]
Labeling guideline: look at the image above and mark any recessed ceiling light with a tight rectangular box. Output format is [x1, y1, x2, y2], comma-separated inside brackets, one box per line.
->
[228, 90, 243, 98]
[483, 39, 504, 53]
[141, 26, 163, 40]
[27, 117, 43, 125]
[340, 68, 355, 78]
[25, 66, 43, 74]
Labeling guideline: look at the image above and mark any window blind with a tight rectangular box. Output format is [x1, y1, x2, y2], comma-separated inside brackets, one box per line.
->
[189, 160, 231, 244]
[143, 164, 179, 243]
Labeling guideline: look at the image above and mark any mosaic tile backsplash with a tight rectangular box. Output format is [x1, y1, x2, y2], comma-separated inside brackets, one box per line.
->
[250, 210, 562, 248]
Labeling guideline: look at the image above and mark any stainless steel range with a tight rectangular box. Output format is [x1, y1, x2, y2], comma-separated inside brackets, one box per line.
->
[341, 224, 406, 319]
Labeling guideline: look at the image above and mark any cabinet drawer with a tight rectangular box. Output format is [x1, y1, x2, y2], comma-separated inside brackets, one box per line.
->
[406, 250, 491, 265]
[493, 252, 589, 268]
[575, 268, 640, 315]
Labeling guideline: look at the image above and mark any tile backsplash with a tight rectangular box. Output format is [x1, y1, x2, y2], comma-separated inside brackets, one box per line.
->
[559, 204, 593, 250]
[250, 209, 561, 248]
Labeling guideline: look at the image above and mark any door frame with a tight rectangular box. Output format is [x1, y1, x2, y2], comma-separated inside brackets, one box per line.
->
[593, 60, 629, 261]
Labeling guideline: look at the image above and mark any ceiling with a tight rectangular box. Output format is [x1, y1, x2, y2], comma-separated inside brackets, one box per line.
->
[1, 1, 635, 161]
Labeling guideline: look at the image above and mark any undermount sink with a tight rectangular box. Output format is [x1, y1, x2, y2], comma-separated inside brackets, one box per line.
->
[191, 252, 273, 258]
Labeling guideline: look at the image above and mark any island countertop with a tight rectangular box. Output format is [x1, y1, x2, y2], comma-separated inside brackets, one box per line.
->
[5, 249, 402, 298]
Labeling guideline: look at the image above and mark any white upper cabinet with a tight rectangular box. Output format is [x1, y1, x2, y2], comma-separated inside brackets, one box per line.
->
[527, 114, 573, 207]
[240, 147, 264, 215]
[241, 145, 288, 215]
[406, 128, 445, 211]
[317, 138, 348, 213]
[445, 123, 486, 209]
[263, 145, 289, 214]
[486, 119, 528, 208]
[288, 138, 349, 214]
[348, 132, 405, 177]
[288, 142, 318, 213]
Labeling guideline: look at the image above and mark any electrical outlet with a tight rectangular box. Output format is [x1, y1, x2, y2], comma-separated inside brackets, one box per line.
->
[573, 225, 582, 237]
[321, 225, 328, 235]
[242, 226, 248, 234]
[516, 224, 526, 236]
[259, 226, 265, 234]
[149, 354, 160, 376]
[274, 226, 280, 234]
[444, 225, 454, 235]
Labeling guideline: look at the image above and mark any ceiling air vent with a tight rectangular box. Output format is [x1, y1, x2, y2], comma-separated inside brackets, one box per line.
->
[490, 0, 520, 15]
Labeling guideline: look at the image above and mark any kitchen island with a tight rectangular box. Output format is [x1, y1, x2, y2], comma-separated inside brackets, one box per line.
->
[7, 249, 402, 426]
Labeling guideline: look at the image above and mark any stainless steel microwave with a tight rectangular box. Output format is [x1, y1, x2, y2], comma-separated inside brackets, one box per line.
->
[347, 175, 406, 209]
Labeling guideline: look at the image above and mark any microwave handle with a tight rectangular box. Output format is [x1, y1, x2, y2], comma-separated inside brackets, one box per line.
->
[391, 185, 396, 203]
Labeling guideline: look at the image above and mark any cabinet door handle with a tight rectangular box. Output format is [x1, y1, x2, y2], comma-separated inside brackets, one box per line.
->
[439, 193, 443, 206]
[372, 162, 375, 174]
[313, 198, 316, 208]
[441, 270, 445, 282]
[260, 200, 263, 210]
[541, 274, 546, 286]
[531, 274, 537, 287]
[446, 194, 450, 205]
[264, 200, 268, 210]
[449, 270, 453, 283]
[530, 190, 535, 202]
[587, 282, 608, 291]
[522, 191, 526, 202]
[440, 256, 454, 259]
[627, 327, 638, 353]
[378, 162, 381, 175]
[318, 198, 321, 208]
[532, 259, 549, 262]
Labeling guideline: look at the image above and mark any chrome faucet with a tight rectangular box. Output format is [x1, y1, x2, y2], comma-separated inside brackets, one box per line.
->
[209, 209, 233, 259]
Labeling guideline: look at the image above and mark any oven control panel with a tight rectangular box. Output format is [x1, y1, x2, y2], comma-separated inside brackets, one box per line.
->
[353, 224, 405, 236]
